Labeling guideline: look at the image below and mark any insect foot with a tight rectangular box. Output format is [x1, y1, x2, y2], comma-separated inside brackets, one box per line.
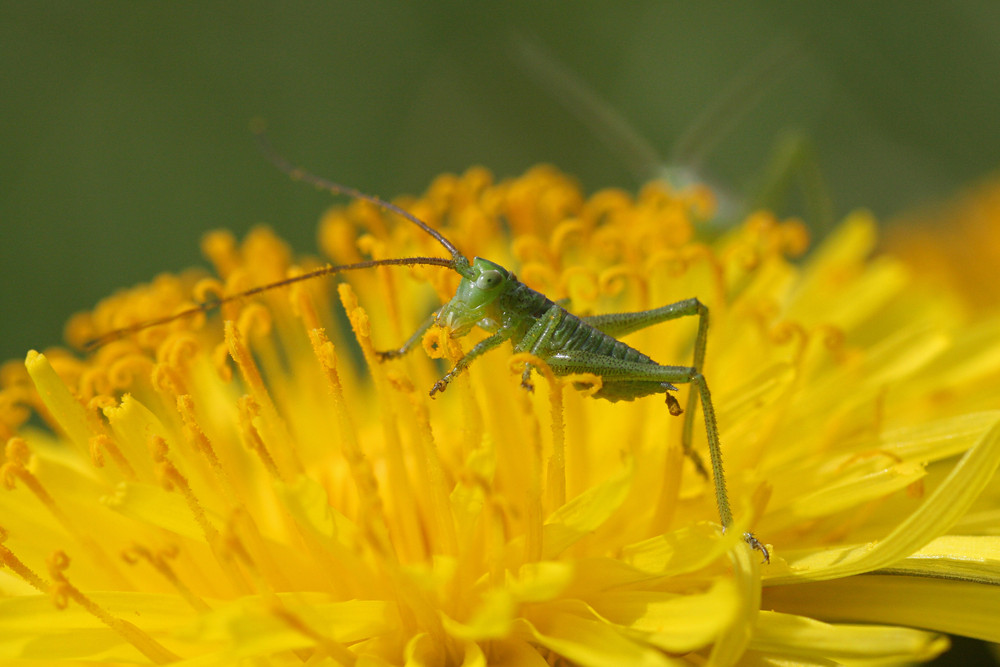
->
[744, 532, 770, 564]
[429, 379, 449, 398]
[374, 349, 404, 362]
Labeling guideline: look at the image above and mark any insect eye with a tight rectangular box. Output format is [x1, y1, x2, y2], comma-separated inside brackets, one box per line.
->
[476, 269, 503, 290]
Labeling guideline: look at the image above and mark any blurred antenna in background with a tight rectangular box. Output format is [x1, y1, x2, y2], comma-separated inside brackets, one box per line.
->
[510, 34, 834, 234]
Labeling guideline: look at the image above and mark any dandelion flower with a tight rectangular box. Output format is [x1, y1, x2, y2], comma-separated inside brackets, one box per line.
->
[2, 165, 999, 665]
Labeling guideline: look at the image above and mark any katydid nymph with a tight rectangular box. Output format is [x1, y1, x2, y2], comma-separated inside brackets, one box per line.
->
[85, 133, 769, 564]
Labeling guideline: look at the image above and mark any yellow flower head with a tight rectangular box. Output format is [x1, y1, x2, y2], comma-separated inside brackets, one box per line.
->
[2, 165, 1000, 665]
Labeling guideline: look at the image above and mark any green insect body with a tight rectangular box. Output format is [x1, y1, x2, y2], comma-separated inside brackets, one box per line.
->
[379, 252, 767, 563]
[387, 257, 686, 404]
[88, 133, 769, 564]
[444, 258, 672, 397]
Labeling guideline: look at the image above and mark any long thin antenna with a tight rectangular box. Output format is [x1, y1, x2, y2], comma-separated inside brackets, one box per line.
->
[252, 121, 470, 269]
[84, 126, 479, 350]
[510, 36, 663, 181]
[509, 33, 803, 181]
[83, 256, 454, 350]
[669, 39, 804, 171]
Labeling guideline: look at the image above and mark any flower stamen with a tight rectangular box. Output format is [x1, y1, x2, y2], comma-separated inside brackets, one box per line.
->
[307, 328, 393, 558]
[226, 320, 303, 478]
[237, 395, 282, 481]
[122, 542, 210, 612]
[88, 433, 137, 478]
[47, 550, 181, 664]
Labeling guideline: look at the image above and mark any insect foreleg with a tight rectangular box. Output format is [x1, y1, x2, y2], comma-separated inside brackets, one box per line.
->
[375, 310, 439, 361]
[584, 298, 711, 477]
[429, 329, 513, 397]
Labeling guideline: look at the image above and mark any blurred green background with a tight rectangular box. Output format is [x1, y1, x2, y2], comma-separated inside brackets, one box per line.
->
[2, 3, 1000, 664]
[4, 2, 1000, 362]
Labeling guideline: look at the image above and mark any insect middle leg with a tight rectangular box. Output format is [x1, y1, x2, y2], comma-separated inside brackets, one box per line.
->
[583, 298, 711, 478]
[374, 310, 439, 361]
[373, 310, 513, 396]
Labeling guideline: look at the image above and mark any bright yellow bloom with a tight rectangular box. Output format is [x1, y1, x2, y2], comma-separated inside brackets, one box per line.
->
[2, 165, 999, 665]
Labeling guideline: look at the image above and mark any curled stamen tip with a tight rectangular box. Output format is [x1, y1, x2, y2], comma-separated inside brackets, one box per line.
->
[421, 328, 448, 360]
[51, 582, 71, 609]
[120, 546, 141, 564]
[87, 395, 117, 410]
[48, 551, 70, 573]
[1, 463, 22, 490]
[5, 437, 30, 464]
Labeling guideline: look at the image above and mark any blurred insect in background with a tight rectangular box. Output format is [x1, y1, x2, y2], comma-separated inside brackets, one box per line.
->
[86, 130, 770, 563]
[511, 35, 835, 236]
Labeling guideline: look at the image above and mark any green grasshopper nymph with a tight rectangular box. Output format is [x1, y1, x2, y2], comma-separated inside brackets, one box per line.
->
[86, 132, 769, 564]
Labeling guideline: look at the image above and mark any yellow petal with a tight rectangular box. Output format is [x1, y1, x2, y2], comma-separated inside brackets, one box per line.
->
[0, 592, 190, 662]
[485, 638, 551, 667]
[769, 416, 1000, 582]
[764, 574, 1000, 643]
[518, 615, 681, 667]
[621, 523, 738, 576]
[750, 610, 948, 662]
[24, 351, 93, 458]
[587, 579, 739, 653]
[508, 560, 574, 602]
[542, 457, 632, 558]
[440, 589, 515, 640]
[182, 595, 399, 654]
[876, 535, 1000, 585]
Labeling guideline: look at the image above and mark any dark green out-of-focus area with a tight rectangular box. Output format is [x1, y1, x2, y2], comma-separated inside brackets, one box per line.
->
[3, 4, 1000, 666]
[3, 2, 999, 363]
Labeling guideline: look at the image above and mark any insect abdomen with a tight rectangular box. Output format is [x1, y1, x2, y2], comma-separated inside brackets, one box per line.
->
[504, 282, 650, 363]
[551, 311, 654, 364]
